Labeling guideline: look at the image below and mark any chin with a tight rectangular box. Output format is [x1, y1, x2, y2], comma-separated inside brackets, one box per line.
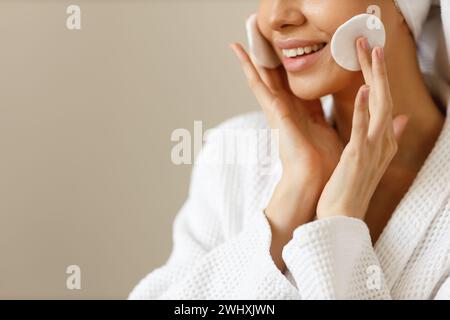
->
[287, 74, 335, 100]
[286, 67, 357, 100]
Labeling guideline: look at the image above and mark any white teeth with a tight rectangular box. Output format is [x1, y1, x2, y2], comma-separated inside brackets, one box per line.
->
[282, 43, 325, 58]
[287, 49, 297, 58]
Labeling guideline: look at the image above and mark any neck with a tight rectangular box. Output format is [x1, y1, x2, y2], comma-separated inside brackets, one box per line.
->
[331, 35, 445, 174]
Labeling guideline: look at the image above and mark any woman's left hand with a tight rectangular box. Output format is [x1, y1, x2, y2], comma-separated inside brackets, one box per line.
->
[316, 37, 410, 221]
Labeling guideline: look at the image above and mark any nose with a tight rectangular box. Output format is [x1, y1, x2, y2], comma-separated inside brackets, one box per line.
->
[269, 0, 306, 31]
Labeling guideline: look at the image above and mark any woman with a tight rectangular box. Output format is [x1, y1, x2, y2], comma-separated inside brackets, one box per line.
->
[130, 0, 450, 299]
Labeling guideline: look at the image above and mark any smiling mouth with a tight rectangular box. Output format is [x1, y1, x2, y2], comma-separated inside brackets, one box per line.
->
[281, 43, 327, 58]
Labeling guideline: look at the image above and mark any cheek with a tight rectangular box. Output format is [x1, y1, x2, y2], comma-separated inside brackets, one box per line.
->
[257, 0, 380, 99]
[256, 3, 272, 40]
[296, 1, 374, 36]
[285, 3, 376, 99]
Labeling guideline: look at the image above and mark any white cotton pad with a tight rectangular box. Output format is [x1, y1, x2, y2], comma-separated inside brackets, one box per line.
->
[246, 14, 281, 69]
[331, 13, 386, 71]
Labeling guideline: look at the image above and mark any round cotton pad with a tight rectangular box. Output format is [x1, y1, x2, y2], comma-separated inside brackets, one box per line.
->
[331, 14, 386, 71]
[246, 14, 281, 69]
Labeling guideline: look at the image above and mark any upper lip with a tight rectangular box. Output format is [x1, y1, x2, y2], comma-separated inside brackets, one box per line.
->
[274, 38, 326, 50]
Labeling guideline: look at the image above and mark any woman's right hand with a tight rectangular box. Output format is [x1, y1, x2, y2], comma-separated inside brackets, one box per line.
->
[230, 43, 343, 271]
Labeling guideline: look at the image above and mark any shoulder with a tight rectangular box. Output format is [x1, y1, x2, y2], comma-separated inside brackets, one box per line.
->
[194, 111, 279, 236]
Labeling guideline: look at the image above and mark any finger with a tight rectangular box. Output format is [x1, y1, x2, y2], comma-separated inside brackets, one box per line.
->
[254, 61, 285, 93]
[350, 85, 370, 145]
[356, 37, 373, 85]
[260, 63, 319, 122]
[392, 114, 409, 142]
[230, 43, 276, 121]
[256, 62, 313, 121]
[368, 46, 394, 140]
[275, 65, 290, 90]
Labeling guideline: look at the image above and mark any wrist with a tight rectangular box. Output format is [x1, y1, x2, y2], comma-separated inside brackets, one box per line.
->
[265, 174, 321, 232]
[264, 174, 323, 272]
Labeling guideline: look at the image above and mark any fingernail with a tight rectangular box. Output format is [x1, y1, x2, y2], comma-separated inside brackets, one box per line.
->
[399, 116, 410, 135]
[229, 43, 238, 56]
[362, 85, 370, 99]
[360, 37, 369, 51]
[377, 47, 384, 61]
[402, 115, 410, 127]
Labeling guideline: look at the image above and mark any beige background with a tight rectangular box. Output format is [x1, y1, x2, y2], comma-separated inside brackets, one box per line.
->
[0, 0, 259, 299]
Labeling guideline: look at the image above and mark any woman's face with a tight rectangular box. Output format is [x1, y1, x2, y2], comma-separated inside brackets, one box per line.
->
[257, 0, 399, 100]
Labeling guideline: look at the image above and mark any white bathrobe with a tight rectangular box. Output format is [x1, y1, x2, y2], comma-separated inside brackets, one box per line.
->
[129, 2, 450, 299]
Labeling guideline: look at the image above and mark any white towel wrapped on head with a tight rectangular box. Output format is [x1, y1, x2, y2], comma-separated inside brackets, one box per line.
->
[394, 0, 433, 40]
[414, 0, 450, 110]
